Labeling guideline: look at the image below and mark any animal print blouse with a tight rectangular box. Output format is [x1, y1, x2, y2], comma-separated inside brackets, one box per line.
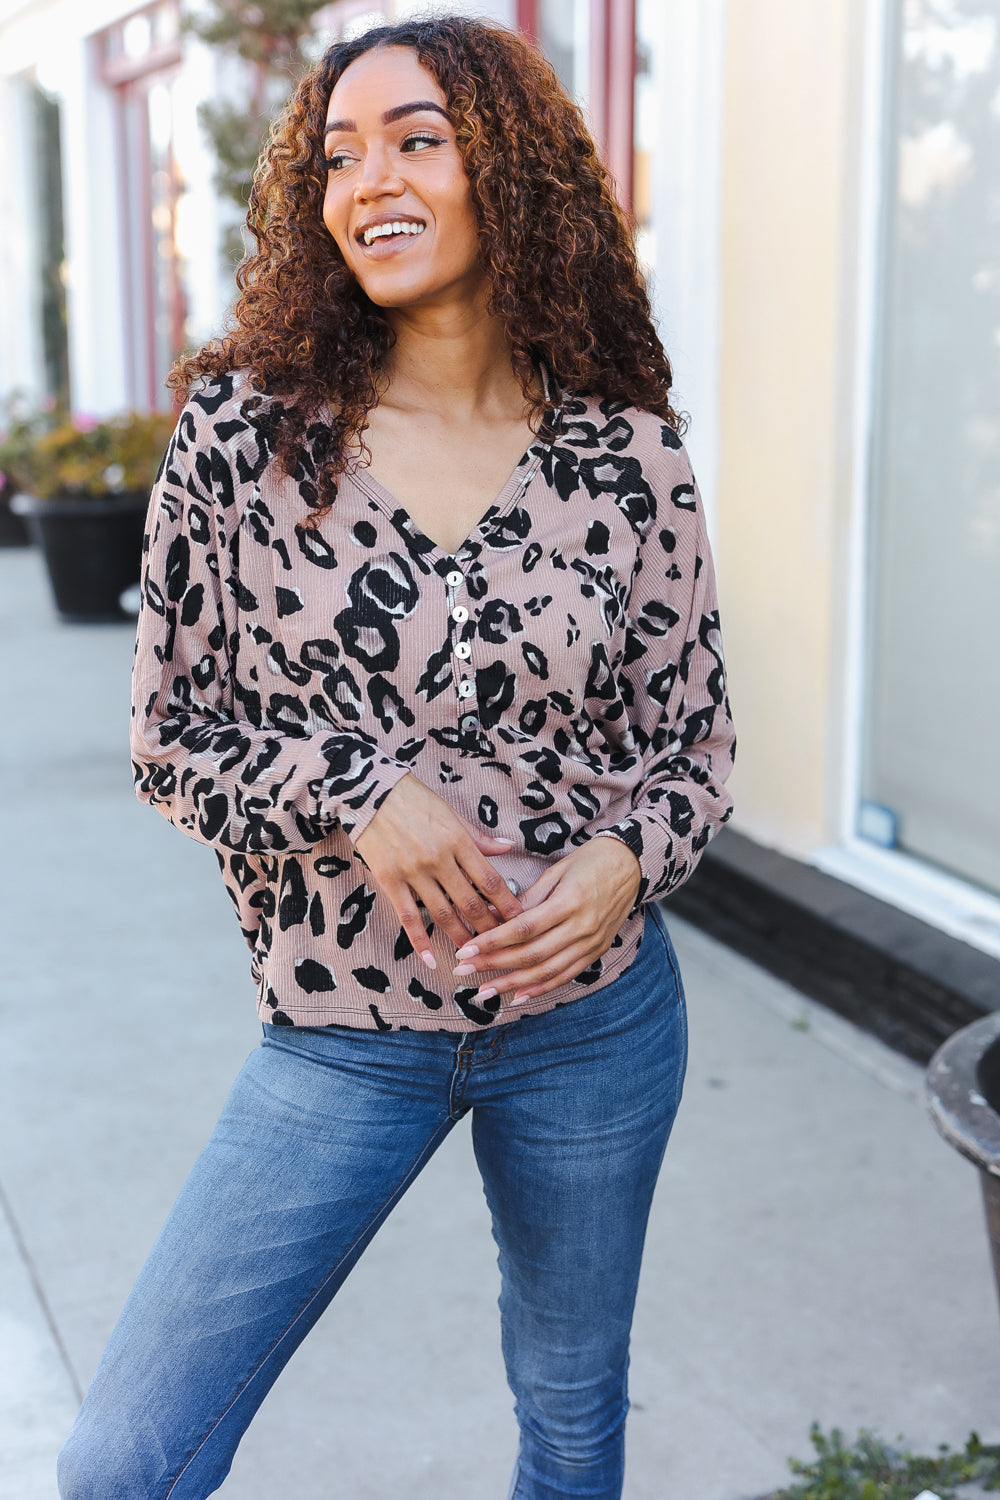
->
[130, 372, 735, 1031]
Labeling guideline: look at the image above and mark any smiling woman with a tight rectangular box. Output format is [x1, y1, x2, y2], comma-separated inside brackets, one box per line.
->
[56, 15, 735, 1500]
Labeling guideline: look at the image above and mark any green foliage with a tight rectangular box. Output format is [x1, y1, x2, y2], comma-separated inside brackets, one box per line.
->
[183, 0, 334, 263]
[771, 1425, 1000, 1500]
[184, 0, 333, 70]
[0, 400, 176, 500]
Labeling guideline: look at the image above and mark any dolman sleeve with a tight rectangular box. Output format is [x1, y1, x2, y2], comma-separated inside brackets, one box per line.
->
[594, 434, 736, 905]
[129, 387, 413, 864]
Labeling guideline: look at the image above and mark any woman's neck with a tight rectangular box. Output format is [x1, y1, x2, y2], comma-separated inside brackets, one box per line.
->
[381, 291, 534, 424]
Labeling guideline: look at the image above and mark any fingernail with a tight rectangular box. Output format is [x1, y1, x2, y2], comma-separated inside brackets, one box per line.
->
[512, 991, 531, 1005]
[420, 950, 437, 970]
[493, 837, 515, 844]
[455, 944, 479, 962]
[474, 986, 497, 1001]
[453, 963, 477, 976]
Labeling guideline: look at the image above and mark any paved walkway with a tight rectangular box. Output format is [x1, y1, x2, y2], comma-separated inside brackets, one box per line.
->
[2, 545, 997, 1500]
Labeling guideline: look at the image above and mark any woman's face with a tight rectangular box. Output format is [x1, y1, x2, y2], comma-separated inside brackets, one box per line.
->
[322, 46, 483, 310]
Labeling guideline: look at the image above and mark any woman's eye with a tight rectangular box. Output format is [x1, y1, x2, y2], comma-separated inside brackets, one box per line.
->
[401, 133, 445, 154]
[323, 133, 444, 171]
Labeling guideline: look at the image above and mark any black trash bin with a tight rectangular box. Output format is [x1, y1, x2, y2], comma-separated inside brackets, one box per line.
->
[927, 1012, 1000, 1320]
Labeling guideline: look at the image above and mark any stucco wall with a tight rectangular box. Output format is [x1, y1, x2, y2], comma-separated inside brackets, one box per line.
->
[715, 0, 870, 856]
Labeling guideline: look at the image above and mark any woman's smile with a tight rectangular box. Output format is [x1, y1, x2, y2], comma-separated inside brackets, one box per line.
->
[355, 214, 427, 255]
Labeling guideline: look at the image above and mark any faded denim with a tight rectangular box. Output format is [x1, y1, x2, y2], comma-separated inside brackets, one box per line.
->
[58, 903, 687, 1500]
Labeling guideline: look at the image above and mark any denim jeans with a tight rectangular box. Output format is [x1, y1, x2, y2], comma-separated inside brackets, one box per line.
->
[58, 903, 687, 1500]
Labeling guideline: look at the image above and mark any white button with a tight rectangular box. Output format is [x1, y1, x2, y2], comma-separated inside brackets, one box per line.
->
[455, 642, 471, 659]
[458, 680, 475, 698]
[451, 606, 469, 622]
[446, 569, 463, 587]
[460, 715, 479, 731]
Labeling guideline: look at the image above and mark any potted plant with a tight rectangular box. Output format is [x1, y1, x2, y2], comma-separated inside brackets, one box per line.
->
[0, 399, 40, 547]
[0, 406, 176, 622]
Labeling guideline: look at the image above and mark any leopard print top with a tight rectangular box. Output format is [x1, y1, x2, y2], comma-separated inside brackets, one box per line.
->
[130, 371, 735, 1031]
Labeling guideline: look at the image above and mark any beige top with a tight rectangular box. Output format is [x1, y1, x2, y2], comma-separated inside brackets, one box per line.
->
[131, 371, 735, 1031]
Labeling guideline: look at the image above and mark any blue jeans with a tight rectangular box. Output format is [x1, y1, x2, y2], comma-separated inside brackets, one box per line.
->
[58, 904, 687, 1500]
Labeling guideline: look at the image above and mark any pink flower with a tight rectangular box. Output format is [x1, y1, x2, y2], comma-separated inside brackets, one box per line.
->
[72, 413, 99, 432]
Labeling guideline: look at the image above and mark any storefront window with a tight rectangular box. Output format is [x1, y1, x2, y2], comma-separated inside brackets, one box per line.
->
[863, 0, 1000, 894]
[98, 1, 185, 410]
[537, 0, 591, 103]
[521, 0, 635, 212]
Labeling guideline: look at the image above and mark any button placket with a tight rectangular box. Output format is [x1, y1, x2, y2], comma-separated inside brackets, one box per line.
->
[444, 565, 478, 734]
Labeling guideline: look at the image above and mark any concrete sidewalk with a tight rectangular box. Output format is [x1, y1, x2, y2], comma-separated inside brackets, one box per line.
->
[2, 545, 997, 1500]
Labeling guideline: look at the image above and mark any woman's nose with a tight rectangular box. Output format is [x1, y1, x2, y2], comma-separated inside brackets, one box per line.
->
[353, 145, 404, 204]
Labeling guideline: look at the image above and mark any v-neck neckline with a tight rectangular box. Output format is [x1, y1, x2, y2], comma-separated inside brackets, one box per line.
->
[345, 367, 565, 562]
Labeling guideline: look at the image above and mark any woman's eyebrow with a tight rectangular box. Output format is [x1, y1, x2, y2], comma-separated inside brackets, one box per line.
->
[324, 101, 450, 138]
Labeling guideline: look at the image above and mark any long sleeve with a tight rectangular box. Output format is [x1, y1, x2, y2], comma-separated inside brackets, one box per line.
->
[594, 437, 735, 905]
[130, 385, 413, 858]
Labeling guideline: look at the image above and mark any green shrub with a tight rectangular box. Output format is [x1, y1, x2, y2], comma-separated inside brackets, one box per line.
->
[771, 1424, 1000, 1500]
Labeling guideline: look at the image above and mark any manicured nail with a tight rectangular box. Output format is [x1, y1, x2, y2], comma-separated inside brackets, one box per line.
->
[512, 991, 531, 1005]
[474, 986, 497, 1001]
[455, 944, 479, 962]
[453, 963, 477, 977]
[420, 950, 437, 970]
[492, 836, 515, 844]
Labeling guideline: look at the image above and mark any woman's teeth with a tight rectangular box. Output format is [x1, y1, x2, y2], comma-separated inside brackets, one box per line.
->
[363, 221, 425, 246]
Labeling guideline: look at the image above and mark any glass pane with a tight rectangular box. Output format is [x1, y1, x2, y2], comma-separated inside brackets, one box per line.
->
[539, 0, 590, 105]
[31, 82, 69, 405]
[864, 0, 1000, 893]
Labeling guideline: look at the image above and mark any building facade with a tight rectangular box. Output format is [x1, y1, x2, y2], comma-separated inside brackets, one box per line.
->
[2, 0, 997, 970]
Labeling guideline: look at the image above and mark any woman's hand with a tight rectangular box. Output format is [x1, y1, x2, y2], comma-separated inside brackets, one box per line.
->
[353, 774, 525, 968]
[450, 835, 643, 1006]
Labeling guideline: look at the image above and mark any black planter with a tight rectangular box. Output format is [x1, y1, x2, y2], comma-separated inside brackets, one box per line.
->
[18, 491, 148, 623]
[927, 1012, 1000, 1319]
[0, 495, 31, 547]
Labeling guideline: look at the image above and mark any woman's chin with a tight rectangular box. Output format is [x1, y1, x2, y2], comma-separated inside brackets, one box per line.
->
[361, 272, 489, 315]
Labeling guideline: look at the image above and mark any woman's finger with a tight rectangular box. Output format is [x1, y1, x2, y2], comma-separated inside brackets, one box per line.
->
[471, 941, 597, 1007]
[453, 852, 525, 930]
[389, 887, 438, 970]
[451, 899, 567, 968]
[410, 868, 495, 953]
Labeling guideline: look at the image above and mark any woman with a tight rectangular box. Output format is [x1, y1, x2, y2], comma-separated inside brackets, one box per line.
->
[58, 15, 735, 1500]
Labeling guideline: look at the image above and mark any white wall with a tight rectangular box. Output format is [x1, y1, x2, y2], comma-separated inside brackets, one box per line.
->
[0, 72, 46, 408]
[58, 32, 130, 414]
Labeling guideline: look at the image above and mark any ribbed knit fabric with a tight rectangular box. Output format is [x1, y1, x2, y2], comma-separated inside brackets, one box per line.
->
[130, 371, 735, 1031]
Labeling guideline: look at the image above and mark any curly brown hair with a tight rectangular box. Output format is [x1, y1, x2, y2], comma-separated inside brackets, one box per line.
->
[169, 14, 682, 525]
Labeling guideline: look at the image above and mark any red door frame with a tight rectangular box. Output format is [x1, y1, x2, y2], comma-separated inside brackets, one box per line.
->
[517, 0, 635, 213]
